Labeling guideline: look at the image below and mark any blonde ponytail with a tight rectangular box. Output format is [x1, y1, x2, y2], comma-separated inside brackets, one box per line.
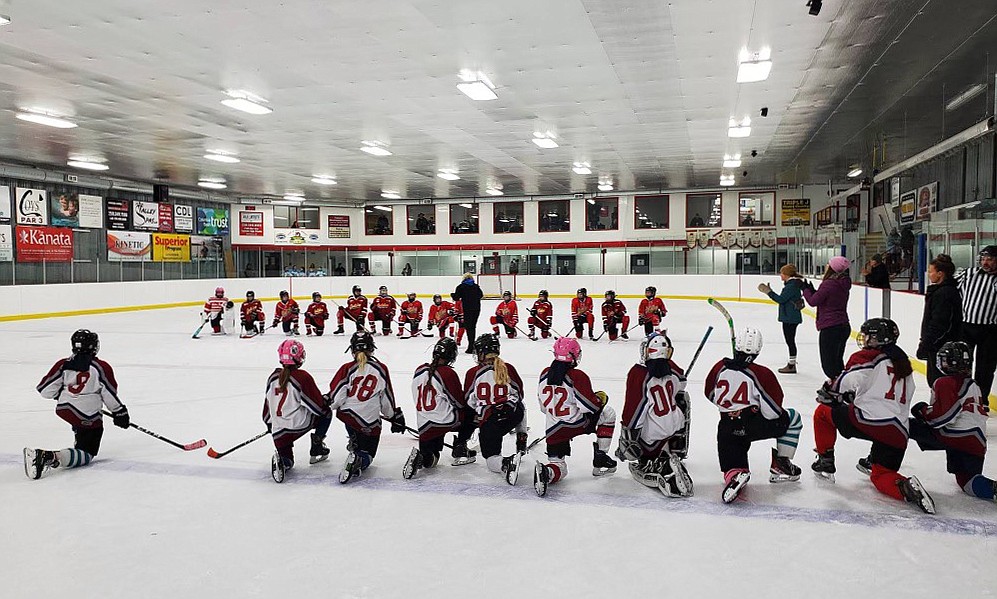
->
[488, 354, 510, 386]
[355, 351, 369, 372]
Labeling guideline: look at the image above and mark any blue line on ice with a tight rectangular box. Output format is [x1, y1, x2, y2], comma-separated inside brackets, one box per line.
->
[5, 453, 994, 538]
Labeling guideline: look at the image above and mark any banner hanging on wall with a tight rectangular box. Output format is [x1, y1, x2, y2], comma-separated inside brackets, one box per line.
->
[239, 208, 264, 236]
[274, 229, 323, 245]
[133, 200, 160, 231]
[191, 235, 223, 261]
[780, 199, 811, 226]
[0, 186, 11, 220]
[16, 225, 73, 262]
[107, 231, 152, 261]
[49, 192, 81, 227]
[899, 191, 916, 224]
[0, 224, 11, 261]
[916, 182, 937, 221]
[152, 233, 190, 262]
[15, 188, 48, 226]
[174, 204, 194, 233]
[327, 215, 350, 239]
[197, 207, 229, 235]
[106, 199, 131, 230]
[78, 195, 104, 229]
[158, 203, 174, 232]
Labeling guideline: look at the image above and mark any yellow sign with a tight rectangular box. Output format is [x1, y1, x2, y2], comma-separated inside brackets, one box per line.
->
[780, 199, 811, 226]
[152, 233, 191, 262]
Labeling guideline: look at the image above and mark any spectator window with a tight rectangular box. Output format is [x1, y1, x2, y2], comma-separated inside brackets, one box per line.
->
[538, 200, 570, 232]
[738, 191, 774, 226]
[407, 206, 436, 235]
[365, 206, 393, 235]
[686, 193, 722, 228]
[586, 197, 619, 231]
[634, 194, 669, 229]
[449, 203, 480, 234]
[493, 202, 524, 233]
[274, 206, 319, 229]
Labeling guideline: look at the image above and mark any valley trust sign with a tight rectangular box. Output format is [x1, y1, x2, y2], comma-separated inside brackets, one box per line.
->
[16, 225, 73, 262]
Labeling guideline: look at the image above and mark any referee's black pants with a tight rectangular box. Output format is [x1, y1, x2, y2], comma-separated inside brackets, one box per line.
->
[962, 323, 997, 400]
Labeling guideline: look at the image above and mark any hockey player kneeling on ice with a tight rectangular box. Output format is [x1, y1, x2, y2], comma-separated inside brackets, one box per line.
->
[398, 292, 424, 337]
[527, 290, 553, 340]
[812, 318, 935, 514]
[571, 288, 595, 340]
[427, 294, 457, 339]
[907, 342, 996, 502]
[490, 290, 519, 338]
[25, 330, 130, 480]
[304, 292, 329, 336]
[204, 286, 233, 334]
[368, 286, 397, 335]
[638, 287, 667, 337]
[327, 331, 406, 483]
[534, 337, 617, 497]
[264, 340, 333, 483]
[704, 327, 803, 504]
[464, 334, 528, 481]
[241, 290, 266, 337]
[335, 286, 368, 335]
[273, 291, 301, 336]
[617, 333, 692, 497]
[601, 290, 630, 341]
[404, 338, 478, 479]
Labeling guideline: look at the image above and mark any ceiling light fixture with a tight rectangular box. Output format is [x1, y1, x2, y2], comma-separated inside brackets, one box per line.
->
[728, 117, 751, 138]
[220, 90, 273, 115]
[361, 140, 392, 156]
[586, 199, 595, 205]
[532, 131, 559, 149]
[198, 180, 227, 190]
[485, 187, 504, 196]
[736, 48, 773, 83]
[945, 83, 987, 112]
[204, 151, 240, 164]
[437, 169, 460, 181]
[598, 184, 613, 192]
[374, 203, 394, 210]
[720, 174, 736, 186]
[15, 109, 78, 129]
[0, 15, 10, 26]
[572, 162, 592, 175]
[459, 203, 474, 209]
[847, 167, 863, 178]
[283, 192, 305, 201]
[723, 154, 742, 168]
[456, 70, 498, 101]
[380, 192, 400, 200]
[67, 159, 109, 171]
[311, 175, 337, 185]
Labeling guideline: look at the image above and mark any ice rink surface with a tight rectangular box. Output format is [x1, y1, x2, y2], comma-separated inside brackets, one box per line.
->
[2, 297, 995, 598]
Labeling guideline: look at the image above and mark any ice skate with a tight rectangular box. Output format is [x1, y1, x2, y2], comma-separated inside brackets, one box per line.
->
[309, 433, 330, 464]
[629, 458, 661, 488]
[856, 455, 872, 476]
[339, 451, 362, 484]
[721, 469, 750, 503]
[592, 443, 617, 476]
[620, 332, 629, 340]
[503, 452, 523, 486]
[402, 447, 422, 480]
[271, 452, 288, 483]
[333, 325, 345, 335]
[24, 448, 55, 480]
[811, 450, 836, 483]
[533, 461, 551, 497]
[450, 438, 477, 466]
[769, 448, 801, 483]
[899, 476, 936, 514]
[777, 363, 797, 374]
[662, 455, 694, 497]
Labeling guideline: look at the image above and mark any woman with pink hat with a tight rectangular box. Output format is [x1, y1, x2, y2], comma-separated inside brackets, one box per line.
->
[802, 256, 852, 382]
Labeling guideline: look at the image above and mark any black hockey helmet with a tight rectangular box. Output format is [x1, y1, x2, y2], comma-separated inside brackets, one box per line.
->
[858, 318, 900, 348]
[502, 290, 512, 300]
[645, 286, 657, 296]
[577, 287, 587, 297]
[349, 330, 376, 355]
[433, 293, 442, 304]
[408, 292, 417, 301]
[937, 341, 973, 376]
[379, 285, 388, 295]
[246, 290, 255, 300]
[312, 292, 321, 301]
[538, 289, 549, 299]
[433, 337, 459, 366]
[71, 329, 99, 355]
[605, 290, 616, 300]
[474, 333, 501, 358]
[279, 290, 289, 300]
[352, 285, 362, 295]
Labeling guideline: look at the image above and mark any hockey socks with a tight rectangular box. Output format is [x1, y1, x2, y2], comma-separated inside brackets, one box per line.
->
[964, 474, 997, 501]
[55, 448, 93, 469]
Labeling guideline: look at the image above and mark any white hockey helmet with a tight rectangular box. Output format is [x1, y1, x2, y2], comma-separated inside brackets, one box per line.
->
[734, 327, 763, 357]
[640, 332, 673, 364]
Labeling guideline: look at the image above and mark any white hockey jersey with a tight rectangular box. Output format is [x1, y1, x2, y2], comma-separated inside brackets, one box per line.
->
[411, 363, 466, 433]
[37, 356, 124, 427]
[704, 359, 785, 421]
[834, 349, 914, 439]
[622, 362, 687, 445]
[463, 362, 525, 424]
[262, 368, 329, 439]
[328, 359, 397, 431]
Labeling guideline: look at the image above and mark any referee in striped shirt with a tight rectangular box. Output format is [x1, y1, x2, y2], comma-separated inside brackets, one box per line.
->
[958, 245, 997, 399]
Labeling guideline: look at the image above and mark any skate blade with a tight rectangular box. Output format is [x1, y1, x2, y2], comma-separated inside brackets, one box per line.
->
[506, 453, 523, 486]
[451, 456, 476, 466]
[855, 464, 872, 476]
[402, 448, 420, 480]
[309, 454, 329, 465]
[768, 471, 801, 483]
[722, 472, 751, 504]
[813, 471, 836, 483]
[907, 476, 936, 514]
[533, 462, 549, 497]
[592, 465, 617, 477]
[271, 456, 286, 484]
[23, 448, 37, 480]
[339, 454, 359, 484]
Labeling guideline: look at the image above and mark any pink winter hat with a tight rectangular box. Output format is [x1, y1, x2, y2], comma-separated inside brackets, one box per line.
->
[828, 256, 850, 273]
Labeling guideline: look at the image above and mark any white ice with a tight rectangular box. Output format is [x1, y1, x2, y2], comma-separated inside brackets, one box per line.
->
[1, 298, 994, 599]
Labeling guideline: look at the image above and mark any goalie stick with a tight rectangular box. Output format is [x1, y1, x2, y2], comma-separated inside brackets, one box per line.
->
[101, 410, 207, 451]
[671, 325, 714, 460]
[206, 431, 268, 459]
[707, 298, 735, 354]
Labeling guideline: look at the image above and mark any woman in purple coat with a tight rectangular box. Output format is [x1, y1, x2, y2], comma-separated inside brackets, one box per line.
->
[802, 256, 852, 381]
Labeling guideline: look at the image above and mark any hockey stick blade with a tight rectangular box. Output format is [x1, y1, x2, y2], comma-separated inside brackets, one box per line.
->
[206, 431, 268, 459]
[102, 410, 206, 451]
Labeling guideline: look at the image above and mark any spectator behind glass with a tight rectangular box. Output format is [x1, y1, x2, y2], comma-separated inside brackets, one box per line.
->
[917, 254, 961, 385]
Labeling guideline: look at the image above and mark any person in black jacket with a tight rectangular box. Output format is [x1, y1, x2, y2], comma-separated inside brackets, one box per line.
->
[452, 273, 484, 353]
[862, 254, 891, 289]
[917, 254, 961, 385]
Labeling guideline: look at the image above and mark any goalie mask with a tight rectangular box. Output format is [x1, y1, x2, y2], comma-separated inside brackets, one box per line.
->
[640, 332, 673, 364]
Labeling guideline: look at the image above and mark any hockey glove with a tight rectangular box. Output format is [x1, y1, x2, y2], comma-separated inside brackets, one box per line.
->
[529, 308, 538, 316]
[111, 407, 130, 429]
[911, 402, 929, 422]
[389, 408, 406, 434]
[675, 390, 689, 413]
[226, 300, 234, 310]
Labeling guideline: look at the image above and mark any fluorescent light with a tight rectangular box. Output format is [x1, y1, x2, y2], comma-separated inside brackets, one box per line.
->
[457, 70, 498, 101]
[598, 184, 613, 192]
[847, 167, 863, 178]
[374, 203, 393, 210]
[532, 132, 559, 148]
[720, 174, 735, 186]
[15, 110, 78, 129]
[0, 15, 10, 26]
[459, 203, 473, 209]
[573, 162, 592, 175]
[220, 90, 272, 115]
[67, 160, 109, 171]
[437, 169, 460, 181]
[198, 180, 227, 190]
[587, 199, 595, 205]
[736, 48, 773, 83]
[380, 192, 400, 199]
[283, 193, 305, 201]
[485, 188, 503, 196]
[204, 151, 240, 163]
[728, 117, 751, 138]
[946, 83, 986, 112]
[361, 140, 392, 156]
[311, 175, 337, 185]
[723, 154, 742, 168]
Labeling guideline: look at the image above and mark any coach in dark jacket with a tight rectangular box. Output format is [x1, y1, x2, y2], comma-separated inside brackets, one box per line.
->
[452, 273, 484, 353]
[863, 255, 891, 289]
[917, 254, 961, 385]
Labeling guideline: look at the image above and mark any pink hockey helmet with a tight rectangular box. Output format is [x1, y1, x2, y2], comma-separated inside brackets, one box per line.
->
[553, 337, 582, 364]
[278, 339, 306, 366]
[215, 286, 225, 297]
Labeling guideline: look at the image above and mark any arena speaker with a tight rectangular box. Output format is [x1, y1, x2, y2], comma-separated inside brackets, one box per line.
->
[153, 184, 169, 203]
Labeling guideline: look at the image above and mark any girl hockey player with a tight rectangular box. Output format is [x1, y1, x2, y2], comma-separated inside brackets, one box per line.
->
[272, 290, 300, 336]
[368, 286, 397, 335]
[533, 337, 618, 497]
[427, 294, 456, 338]
[328, 331, 406, 483]
[601, 290, 630, 341]
[335, 286, 368, 335]
[638, 286, 666, 336]
[403, 338, 478, 479]
[571, 288, 595, 340]
[527, 290, 553, 340]
[616, 333, 692, 497]
[491, 290, 519, 338]
[909, 341, 995, 501]
[264, 340, 332, 483]
[398, 292, 424, 337]
[240, 290, 266, 337]
[304, 292, 329, 336]
[203, 286, 233, 334]
[464, 334, 527, 482]
[704, 328, 803, 503]
[811, 318, 934, 514]
[26, 330, 130, 479]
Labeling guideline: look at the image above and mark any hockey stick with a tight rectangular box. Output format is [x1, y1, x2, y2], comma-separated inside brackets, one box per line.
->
[513, 323, 537, 341]
[707, 298, 735, 354]
[380, 416, 454, 449]
[685, 325, 714, 376]
[327, 297, 370, 332]
[101, 410, 207, 451]
[206, 431, 268, 459]
[192, 320, 208, 339]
